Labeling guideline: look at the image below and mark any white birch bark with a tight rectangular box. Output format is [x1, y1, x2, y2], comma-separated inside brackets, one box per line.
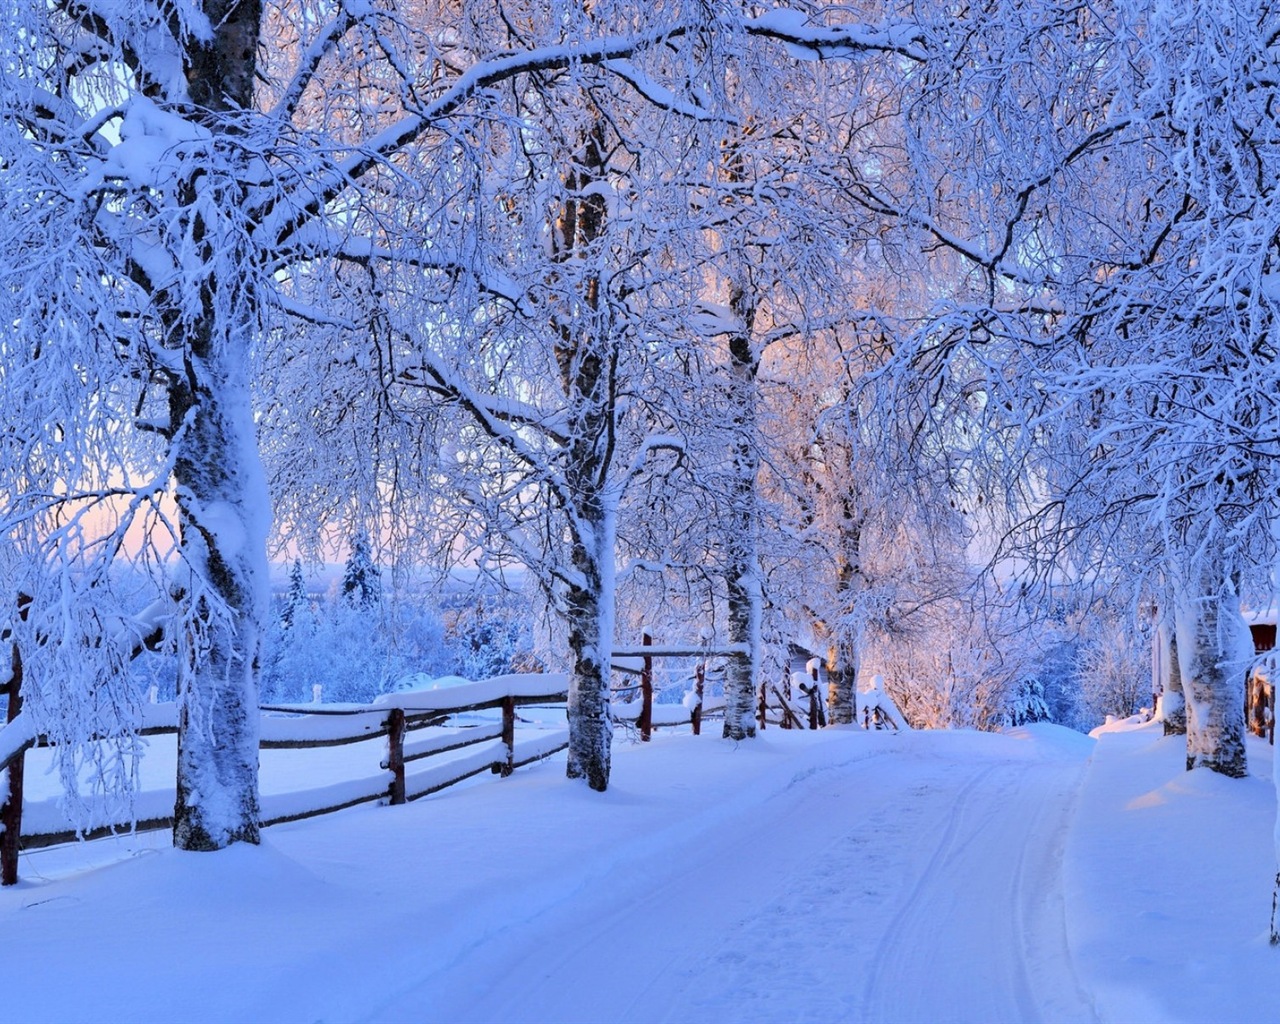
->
[826, 637, 858, 726]
[1173, 550, 1248, 778]
[554, 116, 617, 790]
[826, 519, 864, 726]
[564, 513, 615, 791]
[1156, 616, 1187, 736]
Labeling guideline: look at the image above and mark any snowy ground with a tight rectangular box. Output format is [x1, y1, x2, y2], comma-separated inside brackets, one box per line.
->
[1, 722, 1276, 1023]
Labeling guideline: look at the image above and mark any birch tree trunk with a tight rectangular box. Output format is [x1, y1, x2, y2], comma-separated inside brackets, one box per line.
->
[1174, 550, 1248, 778]
[722, 285, 760, 741]
[170, 318, 268, 849]
[563, 518, 615, 791]
[825, 636, 858, 726]
[554, 117, 617, 790]
[1157, 617, 1187, 736]
[827, 512, 864, 725]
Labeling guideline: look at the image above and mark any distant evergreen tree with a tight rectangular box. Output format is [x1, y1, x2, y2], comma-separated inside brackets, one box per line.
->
[341, 532, 381, 610]
[1005, 678, 1050, 728]
[282, 559, 310, 629]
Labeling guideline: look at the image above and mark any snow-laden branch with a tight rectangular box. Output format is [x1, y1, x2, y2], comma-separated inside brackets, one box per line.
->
[268, 4, 359, 123]
[321, 236, 533, 315]
[261, 9, 927, 250]
[267, 290, 360, 330]
[398, 357, 571, 450]
[851, 117, 1133, 290]
[399, 355, 560, 476]
[743, 10, 927, 62]
[619, 434, 687, 488]
[112, 594, 173, 660]
[0, 714, 37, 775]
[600, 60, 730, 123]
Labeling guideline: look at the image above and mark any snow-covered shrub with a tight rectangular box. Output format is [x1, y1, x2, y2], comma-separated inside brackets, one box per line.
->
[443, 599, 530, 681]
[261, 581, 451, 705]
[1075, 616, 1151, 728]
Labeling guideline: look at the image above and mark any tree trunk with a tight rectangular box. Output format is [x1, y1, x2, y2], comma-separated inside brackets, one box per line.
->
[722, 287, 760, 741]
[826, 549, 861, 725]
[165, 0, 268, 850]
[170, 318, 268, 849]
[1158, 619, 1187, 736]
[553, 115, 616, 790]
[723, 572, 759, 740]
[826, 638, 857, 726]
[2, 631, 25, 885]
[564, 522, 614, 791]
[1174, 552, 1248, 777]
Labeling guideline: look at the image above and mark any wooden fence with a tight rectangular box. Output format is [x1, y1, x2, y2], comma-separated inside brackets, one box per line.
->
[0, 664, 723, 885]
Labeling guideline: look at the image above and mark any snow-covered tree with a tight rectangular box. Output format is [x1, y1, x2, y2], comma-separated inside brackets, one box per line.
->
[282, 560, 311, 631]
[265, 4, 933, 789]
[1004, 678, 1050, 729]
[1076, 614, 1151, 728]
[863, 0, 1273, 781]
[1154, 613, 1187, 736]
[341, 533, 381, 612]
[1, 0, 274, 850]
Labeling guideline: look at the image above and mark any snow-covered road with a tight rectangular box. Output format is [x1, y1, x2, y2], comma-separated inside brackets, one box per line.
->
[371, 729, 1097, 1024]
[6, 723, 1274, 1023]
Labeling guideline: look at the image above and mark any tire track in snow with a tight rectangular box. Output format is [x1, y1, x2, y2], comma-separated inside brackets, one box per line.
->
[396, 753, 920, 1024]
[859, 757, 1096, 1024]
[1013, 758, 1099, 1023]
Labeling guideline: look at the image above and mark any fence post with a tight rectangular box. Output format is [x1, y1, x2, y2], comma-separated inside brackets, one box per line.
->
[805, 683, 820, 730]
[386, 707, 406, 806]
[809, 661, 827, 728]
[692, 660, 705, 736]
[808, 655, 819, 727]
[500, 696, 516, 776]
[2, 604, 27, 886]
[639, 633, 653, 742]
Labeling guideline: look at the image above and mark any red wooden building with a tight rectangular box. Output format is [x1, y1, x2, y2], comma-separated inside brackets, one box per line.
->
[1247, 613, 1276, 744]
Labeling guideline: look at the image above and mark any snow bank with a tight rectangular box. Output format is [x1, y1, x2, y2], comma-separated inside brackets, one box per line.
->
[1064, 723, 1277, 1023]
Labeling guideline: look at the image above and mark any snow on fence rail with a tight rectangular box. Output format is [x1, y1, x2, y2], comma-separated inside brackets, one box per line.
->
[0, 667, 717, 884]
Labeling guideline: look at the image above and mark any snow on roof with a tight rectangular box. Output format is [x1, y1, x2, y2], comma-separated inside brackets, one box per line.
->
[1243, 604, 1278, 626]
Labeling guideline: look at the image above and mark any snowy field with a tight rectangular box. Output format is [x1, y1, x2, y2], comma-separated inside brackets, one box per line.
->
[1, 722, 1276, 1023]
